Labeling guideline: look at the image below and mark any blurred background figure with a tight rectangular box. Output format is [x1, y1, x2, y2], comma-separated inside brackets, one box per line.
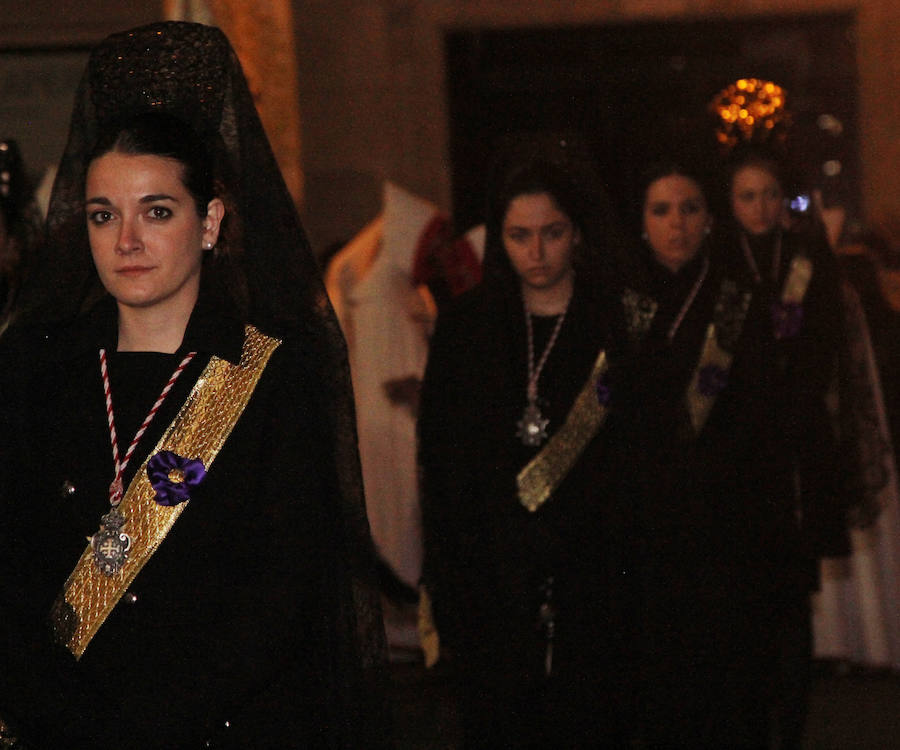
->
[0, 139, 40, 331]
[326, 181, 483, 659]
[812, 202, 900, 673]
[613, 135, 850, 748]
[712, 81, 900, 677]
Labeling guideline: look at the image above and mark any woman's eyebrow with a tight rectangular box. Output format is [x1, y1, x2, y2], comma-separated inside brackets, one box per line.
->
[139, 193, 179, 203]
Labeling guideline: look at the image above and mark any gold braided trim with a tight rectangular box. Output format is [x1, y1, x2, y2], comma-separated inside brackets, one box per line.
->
[517, 350, 608, 513]
[59, 325, 281, 659]
[781, 255, 813, 304]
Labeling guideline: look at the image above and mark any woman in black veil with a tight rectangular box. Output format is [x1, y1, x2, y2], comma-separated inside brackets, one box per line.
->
[419, 133, 635, 748]
[618, 143, 849, 748]
[0, 139, 40, 330]
[0, 21, 384, 749]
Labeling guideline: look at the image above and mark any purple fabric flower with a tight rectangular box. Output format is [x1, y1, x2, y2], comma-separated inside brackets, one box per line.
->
[147, 451, 207, 507]
[697, 365, 729, 397]
[595, 374, 611, 406]
[771, 301, 804, 340]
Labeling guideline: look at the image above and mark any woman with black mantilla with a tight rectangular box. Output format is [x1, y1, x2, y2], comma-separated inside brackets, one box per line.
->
[622, 148, 848, 748]
[0, 22, 385, 749]
[722, 141, 850, 748]
[419, 134, 633, 748]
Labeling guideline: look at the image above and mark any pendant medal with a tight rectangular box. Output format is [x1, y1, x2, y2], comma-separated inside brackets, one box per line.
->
[518, 301, 570, 448]
[90, 348, 194, 578]
[91, 508, 132, 576]
[517, 402, 549, 447]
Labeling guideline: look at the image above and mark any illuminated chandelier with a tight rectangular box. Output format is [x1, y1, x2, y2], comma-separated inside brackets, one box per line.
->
[710, 78, 790, 148]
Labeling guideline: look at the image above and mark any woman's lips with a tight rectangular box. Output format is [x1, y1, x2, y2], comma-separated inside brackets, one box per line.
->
[116, 265, 154, 276]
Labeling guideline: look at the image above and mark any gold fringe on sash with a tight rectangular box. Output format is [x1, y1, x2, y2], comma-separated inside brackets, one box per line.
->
[517, 350, 609, 513]
[54, 325, 281, 659]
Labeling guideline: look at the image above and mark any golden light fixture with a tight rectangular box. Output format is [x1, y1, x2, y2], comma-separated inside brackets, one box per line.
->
[710, 78, 790, 148]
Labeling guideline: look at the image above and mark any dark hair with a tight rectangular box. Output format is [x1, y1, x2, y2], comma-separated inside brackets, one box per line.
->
[89, 112, 216, 218]
[639, 157, 713, 209]
[87, 111, 245, 311]
[485, 158, 593, 290]
[723, 142, 789, 197]
[493, 159, 588, 238]
[478, 132, 625, 297]
[629, 155, 715, 241]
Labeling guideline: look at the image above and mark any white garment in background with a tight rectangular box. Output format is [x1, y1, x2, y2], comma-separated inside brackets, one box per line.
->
[325, 182, 440, 652]
[813, 283, 900, 669]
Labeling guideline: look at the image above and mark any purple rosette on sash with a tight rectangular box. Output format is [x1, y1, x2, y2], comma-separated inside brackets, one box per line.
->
[147, 450, 207, 506]
[697, 364, 729, 397]
[595, 374, 611, 406]
[771, 300, 804, 340]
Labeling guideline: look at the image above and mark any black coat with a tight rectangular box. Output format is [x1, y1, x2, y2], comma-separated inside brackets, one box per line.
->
[619, 232, 849, 747]
[0, 296, 373, 749]
[419, 277, 635, 747]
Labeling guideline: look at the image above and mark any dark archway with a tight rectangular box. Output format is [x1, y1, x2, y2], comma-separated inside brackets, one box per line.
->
[445, 13, 858, 233]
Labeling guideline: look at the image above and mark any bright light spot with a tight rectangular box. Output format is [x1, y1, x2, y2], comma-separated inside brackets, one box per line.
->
[817, 114, 844, 135]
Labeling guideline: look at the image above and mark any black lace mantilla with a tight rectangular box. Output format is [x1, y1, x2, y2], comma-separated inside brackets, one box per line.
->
[15, 19, 386, 687]
[91, 24, 229, 136]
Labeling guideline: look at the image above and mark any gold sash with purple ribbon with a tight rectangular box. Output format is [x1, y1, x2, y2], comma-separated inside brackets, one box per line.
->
[516, 288, 658, 513]
[517, 349, 610, 512]
[684, 279, 752, 434]
[772, 255, 813, 339]
[51, 325, 281, 658]
[685, 255, 813, 434]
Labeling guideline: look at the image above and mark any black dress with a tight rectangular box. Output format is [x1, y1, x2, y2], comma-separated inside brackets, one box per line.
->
[623, 232, 849, 749]
[419, 274, 636, 748]
[0, 295, 376, 749]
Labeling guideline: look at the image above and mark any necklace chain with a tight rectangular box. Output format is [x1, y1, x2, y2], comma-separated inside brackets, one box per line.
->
[741, 230, 782, 285]
[667, 255, 710, 342]
[525, 298, 570, 404]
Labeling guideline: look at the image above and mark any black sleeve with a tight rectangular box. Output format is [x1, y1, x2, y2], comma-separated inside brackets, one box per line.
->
[793, 240, 851, 558]
[418, 303, 486, 658]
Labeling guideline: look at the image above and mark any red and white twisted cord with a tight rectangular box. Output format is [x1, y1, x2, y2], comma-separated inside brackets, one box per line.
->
[99, 348, 196, 505]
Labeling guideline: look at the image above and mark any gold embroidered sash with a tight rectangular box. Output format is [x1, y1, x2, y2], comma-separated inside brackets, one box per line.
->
[684, 255, 813, 434]
[517, 350, 609, 512]
[780, 255, 813, 307]
[53, 325, 281, 659]
[515, 288, 658, 513]
[685, 279, 753, 434]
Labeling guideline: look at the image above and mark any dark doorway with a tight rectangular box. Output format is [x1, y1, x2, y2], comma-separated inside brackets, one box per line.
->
[445, 13, 858, 233]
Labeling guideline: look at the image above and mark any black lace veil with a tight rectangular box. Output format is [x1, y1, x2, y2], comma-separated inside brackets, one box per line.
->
[14, 18, 385, 712]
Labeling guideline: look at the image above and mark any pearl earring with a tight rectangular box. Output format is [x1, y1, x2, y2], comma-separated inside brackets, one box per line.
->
[204, 241, 214, 250]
